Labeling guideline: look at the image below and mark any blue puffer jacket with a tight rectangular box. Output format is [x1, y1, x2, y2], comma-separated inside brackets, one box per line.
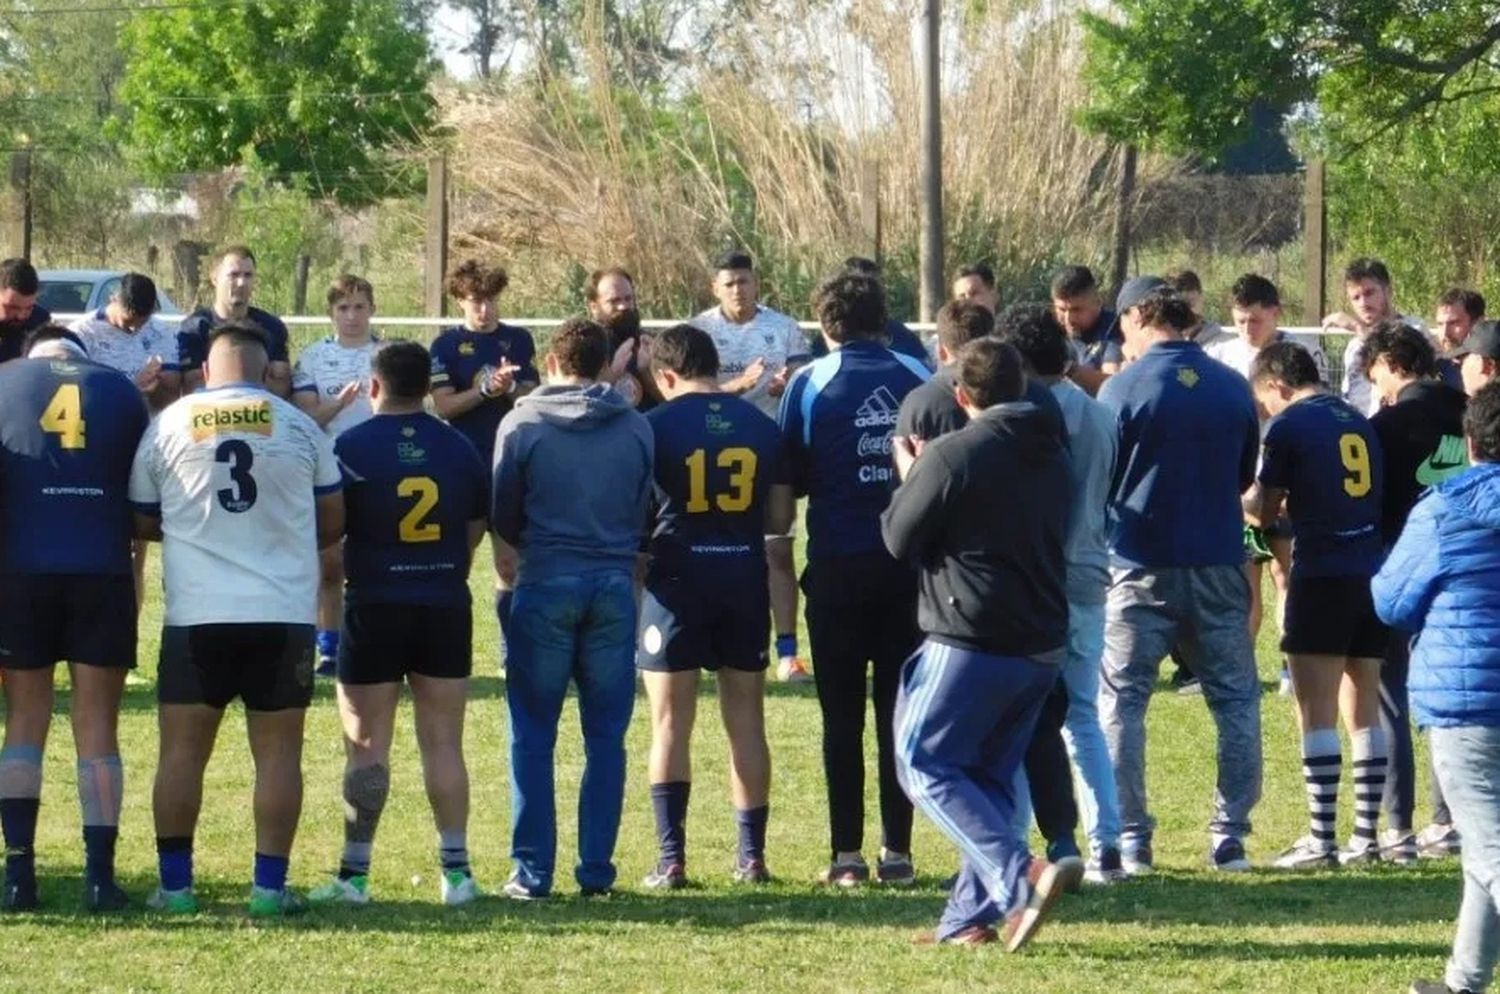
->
[1373, 462, 1500, 728]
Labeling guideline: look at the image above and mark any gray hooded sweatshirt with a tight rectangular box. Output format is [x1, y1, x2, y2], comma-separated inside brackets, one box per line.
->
[491, 382, 654, 583]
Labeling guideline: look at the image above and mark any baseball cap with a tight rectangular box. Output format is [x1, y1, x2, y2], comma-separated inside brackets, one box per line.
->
[1115, 275, 1168, 314]
[1448, 320, 1500, 360]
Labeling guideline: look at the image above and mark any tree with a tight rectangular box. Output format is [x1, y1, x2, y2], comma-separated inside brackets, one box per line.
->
[115, 0, 439, 207]
[1079, 0, 1500, 161]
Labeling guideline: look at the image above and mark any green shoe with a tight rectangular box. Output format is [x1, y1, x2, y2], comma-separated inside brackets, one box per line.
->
[146, 887, 199, 914]
[247, 886, 308, 918]
[309, 875, 370, 905]
[440, 869, 480, 906]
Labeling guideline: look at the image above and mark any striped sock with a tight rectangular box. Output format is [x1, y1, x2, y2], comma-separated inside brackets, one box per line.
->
[1350, 727, 1388, 849]
[439, 830, 470, 876]
[1302, 729, 1341, 850]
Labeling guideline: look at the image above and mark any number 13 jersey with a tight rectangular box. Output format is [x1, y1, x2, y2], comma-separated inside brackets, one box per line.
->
[129, 383, 342, 626]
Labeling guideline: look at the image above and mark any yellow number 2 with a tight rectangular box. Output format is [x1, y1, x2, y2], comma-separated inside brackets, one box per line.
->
[397, 476, 442, 543]
[1340, 433, 1372, 497]
[39, 384, 86, 450]
[684, 447, 758, 513]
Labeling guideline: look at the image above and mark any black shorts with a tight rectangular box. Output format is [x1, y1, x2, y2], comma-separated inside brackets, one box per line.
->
[339, 602, 472, 685]
[1282, 575, 1388, 658]
[0, 574, 136, 670]
[637, 571, 769, 674]
[158, 624, 315, 711]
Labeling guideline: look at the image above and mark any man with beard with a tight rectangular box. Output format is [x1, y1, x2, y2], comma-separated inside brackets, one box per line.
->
[0, 259, 53, 364]
[176, 246, 292, 398]
[585, 267, 658, 412]
[1322, 258, 1426, 416]
[1434, 288, 1484, 391]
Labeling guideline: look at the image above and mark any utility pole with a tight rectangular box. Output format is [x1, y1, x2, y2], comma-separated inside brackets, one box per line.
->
[424, 153, 450, 319]
[918, 0, 943, 322]
[1303, 158, 1328, 323]
[1109, 144, 1137, 300]
[7, 146, 33, 260]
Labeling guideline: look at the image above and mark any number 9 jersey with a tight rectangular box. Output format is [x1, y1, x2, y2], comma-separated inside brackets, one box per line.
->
[129, 384, 343, 626]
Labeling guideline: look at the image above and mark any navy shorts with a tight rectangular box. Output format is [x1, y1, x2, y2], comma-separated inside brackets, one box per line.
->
[637, 569, 769, 674]
[159, 624, 315, 711]
[0, 573, 137, 670]
[339, 602, 472, 685]
[1282, 575, 1388, 659]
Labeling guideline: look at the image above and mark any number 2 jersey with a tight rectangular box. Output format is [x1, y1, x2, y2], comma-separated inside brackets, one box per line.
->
[0, 357, 150, 575]
[1258, 392, 1384, 579]
[129, 384, 342, 626]
[334, 411, 488, 608]
[645, 392, 784, 579]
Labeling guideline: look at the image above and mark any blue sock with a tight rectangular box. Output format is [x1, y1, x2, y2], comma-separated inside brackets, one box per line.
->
[82, 825, 118, 884]
[650, 781, 690, 866]
[316, 630, 339, 659]
[775, 634, 797, 660]
[0, 799, 40, 883]
[156, 836, 193, 892]
[253, 852, 289, 892]
[736, 805, 769, 863]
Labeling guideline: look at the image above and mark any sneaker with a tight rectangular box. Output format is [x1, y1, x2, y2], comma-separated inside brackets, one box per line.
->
[1210, 836, 1251, 872]
[315, 655, 337, 678]
[642, 863, 687, 890]
[247, 886, 308, 918]
[1175, 678, 1203, 697]
[817, 854, 870, 888]
[579, 885, 613, 898]
[440, 869, 481, 906]
[941, 924, 998, 946]
[1084, 846, 1126, 885]
[1274, 836, 1338, 870]
[1339, 839, 1382, 867]
[777, 657, 812, 684]
[1278, 669, 1293, 696]
[2, 877, 38, 911]
[146, 887, 198, 914]
[309, 874, 370, 905]
[1410, 982, 1474, 994]
[1002, 856, 1084, 953]
[85, 879, 131, 912]
[501, 875, 547, 901]
[1121, 841, 1154, 877]
[732, 859, 772, 885]
[1417, 823, 1462, 859]
[1380, 829, 1419, 867]
[876, 851, 915, 887]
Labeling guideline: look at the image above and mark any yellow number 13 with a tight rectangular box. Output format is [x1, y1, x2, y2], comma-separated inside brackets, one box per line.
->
[1340, 433, 1372, 497]
[39, 384, 86, 450]
[685, 447, 757, 513]
[398, 476, 442, 542]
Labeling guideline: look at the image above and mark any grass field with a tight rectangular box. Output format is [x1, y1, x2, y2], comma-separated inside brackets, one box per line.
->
[0, 547, 1461, 994]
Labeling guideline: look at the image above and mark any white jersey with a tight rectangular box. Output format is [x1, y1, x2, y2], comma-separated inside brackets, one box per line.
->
[1339, 315, 1426, 417]
[129, 384, 342, 627]
[291, 336, 378, 437]
[690, 305, 810, 417]
[68, 310, 181, 378]
[1206, 330, 1329, 383]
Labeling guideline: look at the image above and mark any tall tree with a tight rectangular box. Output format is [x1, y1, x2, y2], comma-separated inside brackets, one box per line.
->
[116, 0, 438, 206]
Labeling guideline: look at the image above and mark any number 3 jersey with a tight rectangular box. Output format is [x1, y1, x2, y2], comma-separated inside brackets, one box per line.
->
[334, 411, 488, 608]
[129, 384, 342, 626]
[1258, 392, 1384, 578]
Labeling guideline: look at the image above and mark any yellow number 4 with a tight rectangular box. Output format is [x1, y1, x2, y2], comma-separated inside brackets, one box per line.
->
[1340, 433, 1372, 498]
[398, 476, 442, 543]
[39, 384, 86, 450]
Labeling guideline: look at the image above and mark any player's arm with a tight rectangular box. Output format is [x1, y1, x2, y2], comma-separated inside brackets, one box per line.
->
[133, 512, 163, 542]
[431, 383, 486, 420]
[1069, 363, 1109, 396]
[1372, 494, 1444, 632]
[315, 490, 345, 549]
[766, 483, 795, 536]
[1244, 483, 1286, 529]
[467, 518, 487, 554]
[881, 444, 948, 563]
[294, 382, 360, 429]
[491, 426, 526, 547]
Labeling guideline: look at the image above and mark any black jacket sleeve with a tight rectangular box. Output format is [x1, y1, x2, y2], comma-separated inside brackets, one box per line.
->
[881, 445, 953, 564]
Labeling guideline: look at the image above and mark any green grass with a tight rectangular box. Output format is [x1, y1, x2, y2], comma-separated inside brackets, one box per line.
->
[0, 549, 1460, 994]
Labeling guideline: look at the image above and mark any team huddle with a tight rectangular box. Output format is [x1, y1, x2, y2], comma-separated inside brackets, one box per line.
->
[1, 246, 1499, 985]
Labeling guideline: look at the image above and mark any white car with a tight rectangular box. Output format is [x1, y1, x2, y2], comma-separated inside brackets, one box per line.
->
[37, 269, 181, 317]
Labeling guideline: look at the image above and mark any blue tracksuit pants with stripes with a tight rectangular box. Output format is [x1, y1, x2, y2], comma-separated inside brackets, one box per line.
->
[895, 638, 1060, 939]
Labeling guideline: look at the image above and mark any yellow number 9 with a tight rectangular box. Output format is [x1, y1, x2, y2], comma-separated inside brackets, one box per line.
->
[1340, 433, 1372, 498]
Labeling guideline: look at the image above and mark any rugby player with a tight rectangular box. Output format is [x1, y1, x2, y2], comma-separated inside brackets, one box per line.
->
[1450, 319, 1500, 398]
[1434, 288, 1484, 391]
[0, 258, 54, 363]
[1363, 322, 1470, 864]
[585, 267, 655, 411]
[176, 246, 293, 397]
[1323, 258, 1425, 416]
[810, 258, 932, 367]
[779, 269, 929, 887]
[884, 338, 1082, 949]
[291, 275, 381, 676]
[308, 341, 488, 907]
[429, 260, 538, 661]
[67, 272, 181, 411]
[130, 322, 344, 917]
[1050, 265, 1121, 395]
[691, 251, 812, 685]
[0, 326, 150, 911]
[951, 262, 1001, 314]
[1244, 343, 1390, 868]
[636, 324, 794, 889]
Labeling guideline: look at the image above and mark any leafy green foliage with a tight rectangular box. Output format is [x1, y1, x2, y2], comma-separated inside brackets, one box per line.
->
[115, 0, 439, 206]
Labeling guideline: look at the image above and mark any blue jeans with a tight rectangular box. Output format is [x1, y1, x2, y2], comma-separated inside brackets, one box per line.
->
[506, 569, 637, 895]
[894, 638, 1059, 940]
[1431, 725, 1500, 993]
[1060, 599, 1122, 853]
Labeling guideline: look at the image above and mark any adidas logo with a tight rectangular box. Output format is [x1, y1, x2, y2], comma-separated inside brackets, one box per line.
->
[854, 386, 901, 428]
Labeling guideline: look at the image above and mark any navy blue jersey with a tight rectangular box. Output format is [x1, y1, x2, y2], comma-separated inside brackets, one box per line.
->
[646, 392, 783, 574]
[1259, 393, 1385, 579]
[335, 411, 489, 607]
[779, 338, 930, 561]
[429, 323, 540, 461]
[0, 304, 52, 363]
[0, 356, 149, 575]
[176, 305, 291, 371]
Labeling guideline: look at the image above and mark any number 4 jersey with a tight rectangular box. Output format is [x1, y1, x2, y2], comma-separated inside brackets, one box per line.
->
[334, 411, 488, 607]
[129, 383, 342, 626]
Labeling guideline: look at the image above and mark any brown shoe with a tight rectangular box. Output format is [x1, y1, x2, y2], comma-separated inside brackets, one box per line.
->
[914, 924, 998, 947]
[1003, 856, 1084, 953]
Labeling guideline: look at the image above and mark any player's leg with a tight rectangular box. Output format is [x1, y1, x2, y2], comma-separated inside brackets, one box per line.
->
[1425, 726, 1500, 994]
[493, 535, 519, 673]
[766, 534, 808, 683]
[314, 543, 344, 678]
[719, 667, 772, 882]
[1380, 629, 1419, 846]
[1268, 533, 1295, 695]
[869, 565, 922, 885]
[152, 705, 222, 912]
[1337, 656, 1389, 864]
[309, 680, 397, 905]
[1024, 678, 1080, 864]
[0, 668, 53, 910]
[642, 669, 698, 887]
[131, 539, 149, 616]
[1275, 652, 1344, 868]
[69, 663, 129, 909]
[1059, 599, 1124, 883]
